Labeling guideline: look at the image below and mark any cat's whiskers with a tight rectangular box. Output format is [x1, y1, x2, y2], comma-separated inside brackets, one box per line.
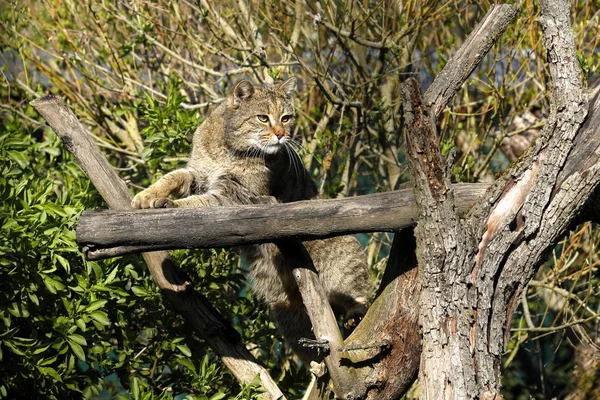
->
[286, 138, 306, 155]
[284, 142, 303, 179]
[251, 146, 266, 164]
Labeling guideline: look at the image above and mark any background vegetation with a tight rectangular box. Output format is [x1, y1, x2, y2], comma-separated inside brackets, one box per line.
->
[1, 0, 599, 398]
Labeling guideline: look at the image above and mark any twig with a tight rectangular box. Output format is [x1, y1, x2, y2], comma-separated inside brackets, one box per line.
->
[521, 290, 536, 329]
[511, 313, 600, 332]
[529, 280, 598, 317]
[317, 18, 395, 50]
[180, 97, 226, 110]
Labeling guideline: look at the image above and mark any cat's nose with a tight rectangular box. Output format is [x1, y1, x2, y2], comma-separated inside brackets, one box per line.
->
[274, 129, 285, 140]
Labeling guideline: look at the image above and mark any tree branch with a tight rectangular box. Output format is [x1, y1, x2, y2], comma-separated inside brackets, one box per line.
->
[423, 4, 517, 117]
[77, 184, 487, 260]
[276, 240, 363, 398]
[402, 77, 475, 398]
[30, 95, 285, 400]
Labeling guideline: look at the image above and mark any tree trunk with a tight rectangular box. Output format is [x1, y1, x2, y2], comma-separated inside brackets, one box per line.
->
[402, 0, 600, 398]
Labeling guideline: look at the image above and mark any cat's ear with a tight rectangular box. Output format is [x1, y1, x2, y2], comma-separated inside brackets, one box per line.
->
[232, 80, 255, 106]
[279, 78, 297, 97]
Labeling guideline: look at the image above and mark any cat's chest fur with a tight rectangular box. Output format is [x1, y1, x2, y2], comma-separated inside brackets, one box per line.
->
[187, 103, 316, 203]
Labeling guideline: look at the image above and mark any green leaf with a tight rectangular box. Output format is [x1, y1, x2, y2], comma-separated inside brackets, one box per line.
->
[40, 273, 66, 293]
[54, 253, 70, 273]
[37, 366, 63, 382]
[76, 318, 86, 332]
[7, 150, 29, 169]
[3, 341, 25, 356]
[176, 344, 191, 357]
[209, 393, 227, 400]
[68, 340, 85, 361]
[89, 311, 110, 326]
[33, 344, 51, 355]
[38, 355, 58, 366]
[177, 357, 196, 373]
[86, 299, 107, 312]
[40, 274, 57, 294]
[42, 202, 68, 217]
[68, 334, 87, 346]
[131, 376, 140, 400]
[28, 292, 39, 306]
[131, 286, 149, 297]
[103, 266, 119, 285]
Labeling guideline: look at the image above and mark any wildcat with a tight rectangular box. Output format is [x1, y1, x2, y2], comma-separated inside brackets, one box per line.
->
[132, 78, 371, 362]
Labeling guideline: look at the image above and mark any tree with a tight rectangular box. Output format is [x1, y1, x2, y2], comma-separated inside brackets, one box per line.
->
[2, 1, 600, 399]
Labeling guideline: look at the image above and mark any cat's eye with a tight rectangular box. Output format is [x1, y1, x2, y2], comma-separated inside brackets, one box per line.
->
[281, 115, 292, 123]
[257, 115, 269, 123]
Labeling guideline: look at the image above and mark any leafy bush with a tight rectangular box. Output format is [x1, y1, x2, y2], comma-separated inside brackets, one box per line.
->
[0, 88, 301, 398]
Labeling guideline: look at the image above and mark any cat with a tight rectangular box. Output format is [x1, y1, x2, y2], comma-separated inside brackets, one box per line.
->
[132, 78, 372, 362]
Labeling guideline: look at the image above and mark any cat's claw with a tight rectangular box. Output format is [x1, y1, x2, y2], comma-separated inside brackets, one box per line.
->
[152, 198, 176, 208]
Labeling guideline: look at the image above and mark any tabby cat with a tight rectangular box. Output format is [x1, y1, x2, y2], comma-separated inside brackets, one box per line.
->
[132, 78, 371, 362]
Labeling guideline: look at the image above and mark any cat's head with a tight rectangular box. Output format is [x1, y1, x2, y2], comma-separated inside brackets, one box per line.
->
[223, 78, 297, 155]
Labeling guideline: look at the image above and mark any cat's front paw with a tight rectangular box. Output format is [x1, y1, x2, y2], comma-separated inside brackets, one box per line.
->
[132, 192, 176, 209]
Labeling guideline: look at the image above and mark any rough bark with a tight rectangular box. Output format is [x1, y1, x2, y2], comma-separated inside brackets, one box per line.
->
[30, 96, 285, 400]
[403, 0, 600, 398]
[402, 78, 475, 398]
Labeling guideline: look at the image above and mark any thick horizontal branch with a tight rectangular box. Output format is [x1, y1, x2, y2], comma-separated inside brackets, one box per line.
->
[77, 183, 488, 260]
